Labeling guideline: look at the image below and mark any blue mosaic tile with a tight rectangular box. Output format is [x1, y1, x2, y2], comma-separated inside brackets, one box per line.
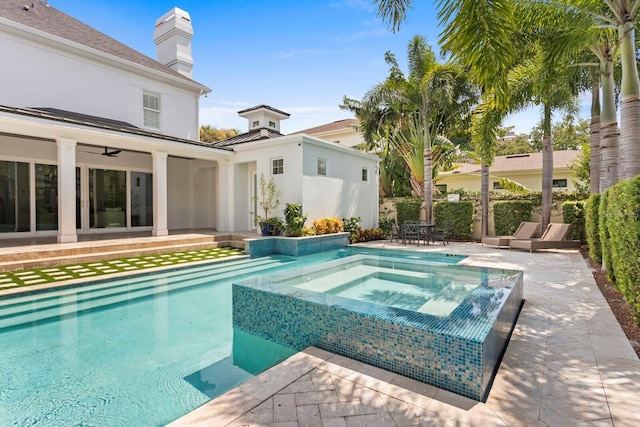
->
[232, 254, 523, 401]
[245, 233, 350, 257]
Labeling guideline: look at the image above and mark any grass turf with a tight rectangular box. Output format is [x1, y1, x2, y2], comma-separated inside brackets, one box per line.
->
[0, 247, 245, 290]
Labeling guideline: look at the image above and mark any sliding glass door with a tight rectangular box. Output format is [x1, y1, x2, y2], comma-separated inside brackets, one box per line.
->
[89, 168, 127, 229]
[0, 160, 30, 233]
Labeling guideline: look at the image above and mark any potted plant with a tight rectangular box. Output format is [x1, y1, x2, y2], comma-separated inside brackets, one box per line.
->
[254, 173, 282, 236]
[284, 203, 307, 237]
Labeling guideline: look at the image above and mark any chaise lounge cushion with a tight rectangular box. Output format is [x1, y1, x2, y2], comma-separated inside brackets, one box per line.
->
[482, 221, 540, 248]
[509, 223, 581, 252]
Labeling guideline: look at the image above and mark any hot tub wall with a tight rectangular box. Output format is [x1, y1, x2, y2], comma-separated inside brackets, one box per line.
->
[245, 233, 350, 257]
[233, 282, 510, 400]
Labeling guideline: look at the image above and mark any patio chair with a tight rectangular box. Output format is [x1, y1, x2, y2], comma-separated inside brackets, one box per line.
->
[403, 221, 422, 246]
[509, 223, 581, 253]
[430, 222, 449, 245]
[389, 220, 402, 243]
[482, 221, 540, 248]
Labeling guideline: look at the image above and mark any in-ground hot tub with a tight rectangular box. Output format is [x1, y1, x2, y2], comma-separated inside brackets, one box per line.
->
[232, 254, 523, 401]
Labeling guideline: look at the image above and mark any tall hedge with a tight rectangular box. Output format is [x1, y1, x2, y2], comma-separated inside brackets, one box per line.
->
[395, 198, 421, 224]
[562, 201, 586, 242]
[585, 194, 601, 264]
[493, 200, 533, 236]
[433, 201, 473, 240]
[599, 189, 615, 283]
[605, 176, 640, 317]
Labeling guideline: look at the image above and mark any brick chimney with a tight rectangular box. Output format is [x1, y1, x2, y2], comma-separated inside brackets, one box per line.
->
[153, 7, 194, 78]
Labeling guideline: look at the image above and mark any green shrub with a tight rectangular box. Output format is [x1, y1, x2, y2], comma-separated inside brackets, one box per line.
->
[378, 217, 394, 237]
[354, 228, 386, 243]
[606, 176, 640, 318]
[585, 194, 601, 263]
[284, 203, 307, 237]
[342, 217, 361, 243]
[493, 200, 533, 236]
[599, 189, 615, 283]
[433, 201, 474, 240]
[562, 200, 586, 242]
[395, 198, 421, 225]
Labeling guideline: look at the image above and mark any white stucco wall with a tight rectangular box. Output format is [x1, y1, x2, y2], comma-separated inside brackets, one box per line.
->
[301, 139, 379, 228]
[0, 26, 201, 140]
[167, 157, 193, 229]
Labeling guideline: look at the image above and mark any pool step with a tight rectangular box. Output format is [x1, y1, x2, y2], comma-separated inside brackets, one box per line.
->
[0, 256, 291, 329]
[0, 234, 250, 272]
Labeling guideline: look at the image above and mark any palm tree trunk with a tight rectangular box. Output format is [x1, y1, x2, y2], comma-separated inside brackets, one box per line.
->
[423, 116, 433, 223]
[618, 20, 640, 180]
[589, 78, 601, 194]
[599, 57, 619, 191]
[541, 105, 553, 230]
[481, 164, 489, 237]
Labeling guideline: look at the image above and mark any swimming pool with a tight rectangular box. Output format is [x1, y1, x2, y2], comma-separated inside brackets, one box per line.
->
[0, 247, 460, 426]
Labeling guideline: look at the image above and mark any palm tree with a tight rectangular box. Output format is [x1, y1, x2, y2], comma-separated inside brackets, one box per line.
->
[343, 35, 477, 223]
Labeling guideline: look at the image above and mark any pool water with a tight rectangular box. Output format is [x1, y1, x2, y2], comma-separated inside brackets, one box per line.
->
[0, 248, 461, 426]
[291, 257, 479, 316]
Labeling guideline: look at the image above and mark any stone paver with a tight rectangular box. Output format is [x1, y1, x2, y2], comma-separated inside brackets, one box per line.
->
[168, 242, 640, 427]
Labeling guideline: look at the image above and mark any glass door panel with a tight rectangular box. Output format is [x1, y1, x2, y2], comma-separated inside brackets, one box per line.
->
[35, 164, 58, 231]
[0, 160, 30, 233]
[130, 172, 153, 227]
[89, 169, 127, 229]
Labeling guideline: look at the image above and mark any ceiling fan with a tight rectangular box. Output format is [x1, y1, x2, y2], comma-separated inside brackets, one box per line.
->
[79, 147, 122, 157]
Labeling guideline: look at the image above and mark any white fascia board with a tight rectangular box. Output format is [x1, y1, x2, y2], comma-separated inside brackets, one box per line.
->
[0, 17, 211, 95]
[0, 111, 230, 160]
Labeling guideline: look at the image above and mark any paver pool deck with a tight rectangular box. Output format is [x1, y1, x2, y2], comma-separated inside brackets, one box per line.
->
[169, 241, 640, 427]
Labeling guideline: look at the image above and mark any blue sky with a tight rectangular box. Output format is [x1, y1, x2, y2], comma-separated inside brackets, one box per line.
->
[54, 0, 589, 135]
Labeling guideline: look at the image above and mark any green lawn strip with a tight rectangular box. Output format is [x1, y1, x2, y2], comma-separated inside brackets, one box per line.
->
[0, 247, 245, 290]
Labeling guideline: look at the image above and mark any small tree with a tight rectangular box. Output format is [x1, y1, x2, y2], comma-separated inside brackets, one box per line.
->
[255, 173, 281, 223]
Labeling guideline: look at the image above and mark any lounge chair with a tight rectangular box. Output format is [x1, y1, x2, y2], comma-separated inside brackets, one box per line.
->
[482, 221, 540, 248]
[509, 223, 581, 253]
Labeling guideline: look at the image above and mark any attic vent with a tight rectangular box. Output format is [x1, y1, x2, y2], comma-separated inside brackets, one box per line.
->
[506, 154, 531, 159]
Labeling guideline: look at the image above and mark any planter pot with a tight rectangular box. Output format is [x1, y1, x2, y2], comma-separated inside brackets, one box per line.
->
[259, 222, 273, 236]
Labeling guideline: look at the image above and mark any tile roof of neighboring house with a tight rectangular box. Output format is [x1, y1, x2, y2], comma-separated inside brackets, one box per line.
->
[291, 118, 358, 135]
[237, 105, 290, 117]
[212, 128, 284, 147]
[0, 0, 207, 88]
[0, 105, 231, 150]
[441, 150, 580, 175]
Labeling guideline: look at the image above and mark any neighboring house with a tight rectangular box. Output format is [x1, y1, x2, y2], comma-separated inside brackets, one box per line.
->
[292, 119, 362, 148]
[436, 150, 582, 194]
[214, 107, 379, 230]
[0, 1, 378, 243]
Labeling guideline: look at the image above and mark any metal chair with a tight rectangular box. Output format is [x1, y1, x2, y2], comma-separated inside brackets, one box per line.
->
[430, 222, 449, 245]
[403, 220, 422, 246]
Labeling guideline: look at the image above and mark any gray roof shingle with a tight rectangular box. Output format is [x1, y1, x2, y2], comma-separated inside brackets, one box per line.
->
[212, 128, 284, 147]
[291, 118, 358, 135]
[0, 104, 231, 151]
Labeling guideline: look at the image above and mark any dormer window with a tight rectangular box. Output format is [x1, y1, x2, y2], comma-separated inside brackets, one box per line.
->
[252, 120, 260, 128]
[143, 91, 161, 129]
[269, 121, 276, 128]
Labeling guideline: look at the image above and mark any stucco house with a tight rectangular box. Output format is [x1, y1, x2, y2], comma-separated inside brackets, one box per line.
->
[436, 150, 582, 194]
[0, 1, 378, 243]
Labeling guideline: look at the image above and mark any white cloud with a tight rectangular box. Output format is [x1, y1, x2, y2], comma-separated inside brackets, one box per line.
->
[331, 28, 387, 42]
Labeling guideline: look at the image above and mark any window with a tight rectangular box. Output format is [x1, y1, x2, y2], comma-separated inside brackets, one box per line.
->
[252, 120, 260, 128]
[272, 158, 284, 175]
[268, 121, 276, 128]
[435, 184, 447, 194]
[553, 179, 568, 188]
[493, 181, 503, 190]
[143, 92, 161, 129]
[89, 169, 127, 228]
[362, 168, 368, 182]
[35, 164, 58, 231]
[317, 158, 327, 176]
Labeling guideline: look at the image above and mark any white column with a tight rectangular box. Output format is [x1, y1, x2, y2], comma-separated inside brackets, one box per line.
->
[56, 138, 77, 243]
[152, 151, 169, 236]
[216, 160, 233, 231]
